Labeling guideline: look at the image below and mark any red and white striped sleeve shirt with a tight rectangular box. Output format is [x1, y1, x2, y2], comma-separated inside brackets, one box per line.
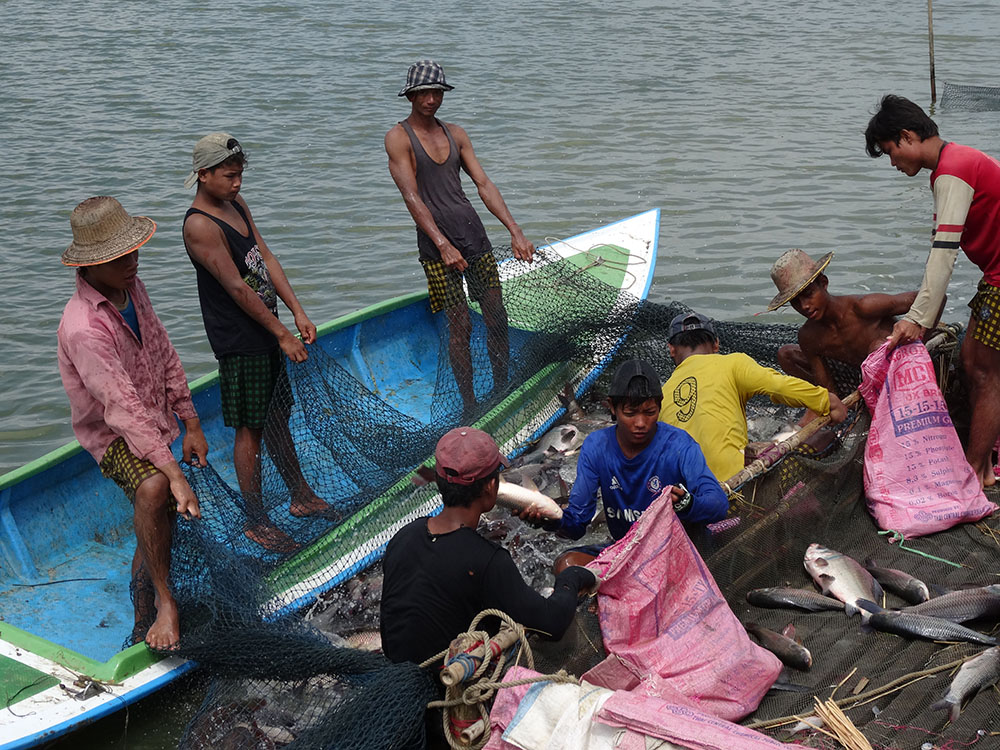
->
[906, 142, 1000, 327]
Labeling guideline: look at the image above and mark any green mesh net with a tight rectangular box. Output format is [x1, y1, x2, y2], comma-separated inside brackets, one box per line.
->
[154, 243, 999, 749]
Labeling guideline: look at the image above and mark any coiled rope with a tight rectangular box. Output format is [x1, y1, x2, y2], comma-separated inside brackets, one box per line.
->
[419, 608, 579, 750]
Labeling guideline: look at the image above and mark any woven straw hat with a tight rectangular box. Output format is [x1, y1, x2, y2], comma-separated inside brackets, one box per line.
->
[62, 196, 156, 267]
[766, 248, 834, 311]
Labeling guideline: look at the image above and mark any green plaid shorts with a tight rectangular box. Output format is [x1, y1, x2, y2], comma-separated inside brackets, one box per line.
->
[99, 437, 160, 503]
[420, 251, 501, 314]
[969, 279, 1000, 352]
[218, 349, 285, 429]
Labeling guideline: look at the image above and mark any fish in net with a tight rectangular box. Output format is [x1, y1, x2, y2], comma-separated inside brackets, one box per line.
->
[136, 242, 998, 749]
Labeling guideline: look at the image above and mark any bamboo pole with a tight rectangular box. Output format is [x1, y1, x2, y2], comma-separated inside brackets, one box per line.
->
[722, 390, 861, 495]
[722, 326, 959, 496]
[928, 0, 937, 103]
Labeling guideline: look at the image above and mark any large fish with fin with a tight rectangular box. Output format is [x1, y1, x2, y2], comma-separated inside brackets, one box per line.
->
[903, 584, 1000, 623]
[931, 646, 1000, 722]
[803, 543, 883, 618]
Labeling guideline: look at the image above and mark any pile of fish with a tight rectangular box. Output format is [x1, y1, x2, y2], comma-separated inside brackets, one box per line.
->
[745, 542, 1000, 726]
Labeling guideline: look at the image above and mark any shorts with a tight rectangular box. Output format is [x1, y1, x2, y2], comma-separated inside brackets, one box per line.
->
[99, 437, 160, 503]
[968, 279, 1000, 351]
[219, 349, 285, 429]
[420, 251, 501, 314]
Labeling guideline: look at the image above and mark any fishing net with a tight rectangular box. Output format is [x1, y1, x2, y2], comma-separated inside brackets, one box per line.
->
[147, 240, 999, 749]
[940, 82, 1000, 112]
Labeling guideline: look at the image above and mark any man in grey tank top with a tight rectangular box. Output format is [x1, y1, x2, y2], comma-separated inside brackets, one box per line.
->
[385, 60, 535, 416]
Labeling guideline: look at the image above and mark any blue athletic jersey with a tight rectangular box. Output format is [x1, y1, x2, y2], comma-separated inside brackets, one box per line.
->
[559, 423, 728, 541]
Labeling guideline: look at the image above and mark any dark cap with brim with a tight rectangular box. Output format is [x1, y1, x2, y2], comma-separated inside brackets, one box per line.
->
[668, 311, 716, 341]
[607, 359, 661, 398]
[435, 427, 509, 485]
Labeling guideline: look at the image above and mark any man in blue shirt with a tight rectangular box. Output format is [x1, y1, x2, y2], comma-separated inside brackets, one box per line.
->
[523, 360, 727, 561]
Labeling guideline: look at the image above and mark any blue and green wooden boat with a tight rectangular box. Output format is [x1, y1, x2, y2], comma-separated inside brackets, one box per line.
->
[0, 208, 660, 748]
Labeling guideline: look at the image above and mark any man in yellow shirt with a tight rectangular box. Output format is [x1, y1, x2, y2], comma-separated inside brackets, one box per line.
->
[660, 312, 847, 482]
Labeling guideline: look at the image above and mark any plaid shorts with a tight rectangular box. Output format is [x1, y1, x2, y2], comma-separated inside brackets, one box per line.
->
[420, 251, 501, 314]
[968, 279, 1000, 352]
[99, 437, 160, 503]
[219, 349, 285, 429]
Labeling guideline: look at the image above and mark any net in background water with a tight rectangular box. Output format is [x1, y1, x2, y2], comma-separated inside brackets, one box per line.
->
[155, 241, 997, 749]
[940, 82, 1000, 111]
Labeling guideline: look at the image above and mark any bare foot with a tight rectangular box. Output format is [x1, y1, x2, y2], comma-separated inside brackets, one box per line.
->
[245, 522, 301, 553]
[145, 596, 181, 652]
[289, 490, 334, 518]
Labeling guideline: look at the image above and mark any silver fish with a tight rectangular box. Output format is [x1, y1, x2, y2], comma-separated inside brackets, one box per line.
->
[786, 715, 824, 735]
[517, 424, 584, 465]
[903, 584, 1000, 623]
[865, 609, 997, 647]
[803, 543, 883, 618]
[344, 629, 382, 653]
[745, 622, 812, 670]
[747, 586, 845, 612]
[931, 646, 1000, 722]
[771, 422, 801, 443]
[864, 559, 931, 605]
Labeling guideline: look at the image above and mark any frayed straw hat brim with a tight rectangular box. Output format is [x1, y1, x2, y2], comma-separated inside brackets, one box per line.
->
[62, 213, 156, 267]
[766, 252, 833, 311]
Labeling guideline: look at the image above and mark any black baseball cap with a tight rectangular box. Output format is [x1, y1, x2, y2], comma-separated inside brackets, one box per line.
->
[668, 312, 716, 341]
[607, 359, 661, 398]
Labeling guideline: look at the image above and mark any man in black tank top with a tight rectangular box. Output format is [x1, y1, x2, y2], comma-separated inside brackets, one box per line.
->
[183, 133, 331, 552]
[386, 60, 536, 415]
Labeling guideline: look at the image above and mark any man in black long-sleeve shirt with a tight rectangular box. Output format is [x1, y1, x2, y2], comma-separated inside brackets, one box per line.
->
[380, 427, 596, 666]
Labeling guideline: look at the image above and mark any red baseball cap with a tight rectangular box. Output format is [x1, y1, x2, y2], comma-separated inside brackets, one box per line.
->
[435, 427, 509, 485]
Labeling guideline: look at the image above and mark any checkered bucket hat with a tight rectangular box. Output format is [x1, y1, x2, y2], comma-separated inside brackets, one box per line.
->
[399, 60, 454, 96]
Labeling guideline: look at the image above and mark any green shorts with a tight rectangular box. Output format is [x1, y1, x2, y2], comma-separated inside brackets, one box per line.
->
[219, 350, 286, 429]
[969, 279, 1000, 352]
[99, 437, 160, 503]
[420, 251, 502, 314]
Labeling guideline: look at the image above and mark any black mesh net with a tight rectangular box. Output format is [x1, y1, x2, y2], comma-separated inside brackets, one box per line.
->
[143, 242, 1000, 749]
[940, 82, 1000, 112]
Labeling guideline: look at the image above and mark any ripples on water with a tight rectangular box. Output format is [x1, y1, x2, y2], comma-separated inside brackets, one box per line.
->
[2, 0, 999, 471]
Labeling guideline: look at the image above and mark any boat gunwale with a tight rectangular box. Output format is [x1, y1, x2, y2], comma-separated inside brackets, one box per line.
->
[0, 290, 430, 494]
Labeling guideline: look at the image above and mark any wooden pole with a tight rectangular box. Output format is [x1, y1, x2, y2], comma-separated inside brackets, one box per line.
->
[928, 0, 937, 103]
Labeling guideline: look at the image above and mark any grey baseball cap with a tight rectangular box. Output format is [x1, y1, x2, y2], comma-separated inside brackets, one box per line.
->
[184, 133, 244, 189]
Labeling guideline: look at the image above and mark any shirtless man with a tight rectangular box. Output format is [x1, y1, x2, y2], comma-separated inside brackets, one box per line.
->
[385, 60, 535, 415]
[865, 94, 1000, 487]
[183, 133, 329, 552]
[768, 249, 918, 399]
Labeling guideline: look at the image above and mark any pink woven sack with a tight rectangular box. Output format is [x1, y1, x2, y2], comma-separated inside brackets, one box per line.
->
[597, 690, 810, 750]
[859, 341, 996, 537]
[582, 487, 782, 722]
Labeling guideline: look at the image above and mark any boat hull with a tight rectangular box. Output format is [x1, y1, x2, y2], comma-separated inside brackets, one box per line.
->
[0, 208, 660, 748]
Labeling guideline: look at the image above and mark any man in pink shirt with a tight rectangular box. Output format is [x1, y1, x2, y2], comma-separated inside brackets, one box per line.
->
[865, 94, 1000, 487]
[57, 196, 208, 650]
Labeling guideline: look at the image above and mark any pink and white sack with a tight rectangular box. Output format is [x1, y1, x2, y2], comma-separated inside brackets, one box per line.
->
[582, 486, 781, 722]
[859, 340, 996, 537]
[484, 667, 810, 750]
